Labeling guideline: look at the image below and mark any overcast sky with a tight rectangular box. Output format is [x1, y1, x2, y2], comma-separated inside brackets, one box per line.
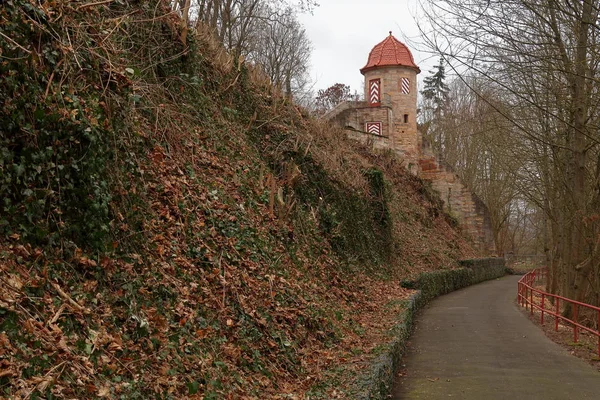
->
[298, 0, 436, 96]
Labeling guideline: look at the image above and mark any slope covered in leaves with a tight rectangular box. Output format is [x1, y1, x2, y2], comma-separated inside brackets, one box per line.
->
[0, 1, 475, 398]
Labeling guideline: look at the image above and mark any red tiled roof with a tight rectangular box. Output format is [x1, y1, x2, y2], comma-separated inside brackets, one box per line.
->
[360, 32, 420, 74]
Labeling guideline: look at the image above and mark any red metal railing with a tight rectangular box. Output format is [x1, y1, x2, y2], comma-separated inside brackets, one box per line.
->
[517, 268, 600, 356]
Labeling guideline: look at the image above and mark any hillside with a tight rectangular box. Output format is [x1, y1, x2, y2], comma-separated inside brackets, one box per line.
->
[0, 1, 476, 398]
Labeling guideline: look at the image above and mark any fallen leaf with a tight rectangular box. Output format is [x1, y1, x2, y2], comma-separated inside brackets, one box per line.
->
[98, 385, 110, 397]
[196, 328, 211, 339]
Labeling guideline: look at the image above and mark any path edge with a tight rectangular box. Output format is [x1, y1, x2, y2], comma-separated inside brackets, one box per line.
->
[352, 257, 506, 399]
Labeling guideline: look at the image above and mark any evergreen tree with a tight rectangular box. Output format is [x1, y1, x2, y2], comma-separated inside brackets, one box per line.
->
[420, 58, 450, 153]
[421, 58, 450, 119]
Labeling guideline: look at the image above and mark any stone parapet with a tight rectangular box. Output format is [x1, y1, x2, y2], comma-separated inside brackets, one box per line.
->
[322, 100, 368, 122]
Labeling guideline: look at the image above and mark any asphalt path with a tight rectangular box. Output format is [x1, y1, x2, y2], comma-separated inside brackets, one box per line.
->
[393, 275, 600, 399]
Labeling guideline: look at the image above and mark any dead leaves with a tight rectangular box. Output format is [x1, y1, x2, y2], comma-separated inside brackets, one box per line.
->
[0, 15, 471, 395]
[0, 273, 24, 309]
[77, 256, 97, 268]
[88, 327, 124, 354]
[97, 385, 111, 397]
[195, 327, 212, 339]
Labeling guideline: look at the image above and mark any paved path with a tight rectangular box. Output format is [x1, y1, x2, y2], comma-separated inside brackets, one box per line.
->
[393, 275, 600, 399]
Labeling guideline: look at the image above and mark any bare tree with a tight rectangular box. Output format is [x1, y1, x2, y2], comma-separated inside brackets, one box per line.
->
[173, 1, 314, 102]
[419, 0, 600, 311]
[248, 6, 312, 98]
[313, 83, 358, 114]
[425, 75, 520, 254]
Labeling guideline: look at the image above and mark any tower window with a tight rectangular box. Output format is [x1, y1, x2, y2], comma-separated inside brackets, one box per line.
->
[401, 77, 410, 94]
[404, 114, 409, 123]
[369, 79, 381, 106]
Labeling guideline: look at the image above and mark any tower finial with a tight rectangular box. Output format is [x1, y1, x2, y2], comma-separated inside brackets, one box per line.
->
[389, 31, 392, 36]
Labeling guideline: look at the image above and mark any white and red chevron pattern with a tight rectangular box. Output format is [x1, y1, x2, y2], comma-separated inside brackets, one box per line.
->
[366, 122, 382, 135]
[369, 79, 381, 105]
[401, 77, 410, 94]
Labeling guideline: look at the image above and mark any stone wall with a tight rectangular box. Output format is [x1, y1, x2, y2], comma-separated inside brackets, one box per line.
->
[328, 102, 398, 152]
[419, 144, 496, 255]
[346, 130, 392, 152]
[322, 110, 496, 253]
[323, 100, 366, 124]
[326, 101, 391, 136]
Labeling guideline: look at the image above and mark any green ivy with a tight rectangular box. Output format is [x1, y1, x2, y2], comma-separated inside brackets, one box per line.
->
[0, 1, 116, 250]
[287, 153, 394, 268]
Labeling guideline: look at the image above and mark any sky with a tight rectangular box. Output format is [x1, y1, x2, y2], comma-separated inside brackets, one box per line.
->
[298, 0, 437, 96]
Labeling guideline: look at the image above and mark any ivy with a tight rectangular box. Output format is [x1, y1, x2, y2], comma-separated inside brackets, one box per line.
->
[0, 1, 117, 250]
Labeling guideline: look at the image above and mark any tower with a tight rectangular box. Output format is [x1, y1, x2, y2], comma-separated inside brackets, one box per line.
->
[321, 32, 496, 253]
[360, 32, 421, 170]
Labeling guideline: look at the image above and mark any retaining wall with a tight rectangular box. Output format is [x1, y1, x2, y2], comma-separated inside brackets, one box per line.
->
[419, 145, 496, 256]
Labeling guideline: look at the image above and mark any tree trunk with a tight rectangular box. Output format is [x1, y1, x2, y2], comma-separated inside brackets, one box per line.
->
[562, 0, 592, 318]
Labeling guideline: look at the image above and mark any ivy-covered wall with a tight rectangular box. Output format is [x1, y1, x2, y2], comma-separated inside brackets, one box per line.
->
[401, 258, 506, 303]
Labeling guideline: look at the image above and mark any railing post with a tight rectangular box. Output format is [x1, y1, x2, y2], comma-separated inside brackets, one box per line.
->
[541, 293, 545, 325]
[520, 269, 600, 356]
[555, 298, 559, 331]
[574, 304, 579, 343]
[530, 288, 534, 315]
[519, 283, 523, 307]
